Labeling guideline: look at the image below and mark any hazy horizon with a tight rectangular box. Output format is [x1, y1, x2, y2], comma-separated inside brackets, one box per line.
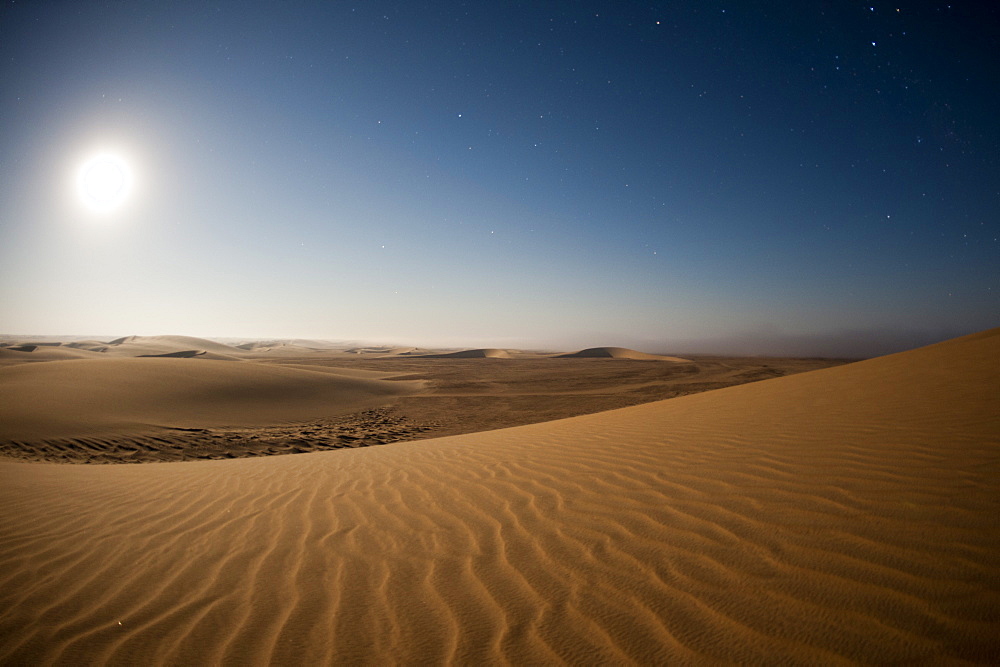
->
[2, 3, 996, 354]
[1, 324, 982, 359]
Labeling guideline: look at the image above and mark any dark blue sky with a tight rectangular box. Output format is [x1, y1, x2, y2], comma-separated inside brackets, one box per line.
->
[1, 1, 997, 355]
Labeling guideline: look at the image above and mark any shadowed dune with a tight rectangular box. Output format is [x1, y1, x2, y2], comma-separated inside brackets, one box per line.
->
[344, 346, 419, 355]
[105, 335, 245, 357]
[235, 339, 346, 351]
[238, 344, 326, 356]
[136, 349, 206, 358]
[64, 340, 112, 351]
[0, 329, 997, 663]
[557, 346, 690, 361]
[0, 358, 425, 441]
[0, 336, 247, 365]
[414, 348, 512, 359]
[0, 345, 106, 365]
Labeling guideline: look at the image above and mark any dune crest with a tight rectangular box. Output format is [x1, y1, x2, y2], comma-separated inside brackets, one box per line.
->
[136, 350, 206, 358]
[107, 334, 234, 349]
[64, 341, 112, 352]
[0, 329, 997, 663]
[414, 348, 512, 359]
[100, 336, 245, 361]
[0, 345, 105, 365]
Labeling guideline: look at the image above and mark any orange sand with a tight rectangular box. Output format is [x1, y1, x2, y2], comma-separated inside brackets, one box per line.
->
[0, 329, 997, 663]
[0, 357, 423, 440]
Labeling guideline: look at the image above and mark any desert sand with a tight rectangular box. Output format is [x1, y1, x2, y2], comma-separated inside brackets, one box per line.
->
[0, 329, 998, 663]
[0, 336, 844, 464]
[0, 357, 422, 441]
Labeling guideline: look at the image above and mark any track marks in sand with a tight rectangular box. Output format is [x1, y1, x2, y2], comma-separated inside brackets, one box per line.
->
[0, 407, 438, 464]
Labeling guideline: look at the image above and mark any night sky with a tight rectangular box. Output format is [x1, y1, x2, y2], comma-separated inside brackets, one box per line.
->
[1, 2, 997, 356]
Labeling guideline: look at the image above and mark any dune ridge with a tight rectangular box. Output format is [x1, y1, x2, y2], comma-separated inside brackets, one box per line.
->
[0, 335, 249, 365]
[136, 350, 206, 358]
[558, 346, 690, 361]
[414, 348, 512, 359]
[343, 346, 419, 355]
[101, 335, 246, 361]
[0, 344, 106, 365]
[0, 329, 997, 663]
[106, 335, 242, 354]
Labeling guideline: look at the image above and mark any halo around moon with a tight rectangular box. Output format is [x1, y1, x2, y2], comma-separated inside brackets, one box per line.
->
[77, 153, 133, 213]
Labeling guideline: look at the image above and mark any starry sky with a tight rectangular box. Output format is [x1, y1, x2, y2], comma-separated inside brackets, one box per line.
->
[1, 1, 997, 356]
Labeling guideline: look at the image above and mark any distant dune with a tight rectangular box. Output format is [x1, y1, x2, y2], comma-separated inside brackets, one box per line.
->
[106, 334, 244, 356]
[557, 346, 690, 361]
[136, 350, 206, 358]
[99, 335, 247, 361]
[0, 336, 248, 364]
[0, 344, 105, 365]
[0, 329, 997, 663]
[64, 340, 112, 352]
[235, 341, 278, 351]
[414, 348, 512, 359]
[234, 339, 345, 351]
[344, 346, 419, 356]
[0, 358, 424, 441]
[237, 344, 323, 356]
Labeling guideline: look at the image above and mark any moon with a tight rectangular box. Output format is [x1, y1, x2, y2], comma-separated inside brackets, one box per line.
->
[77, 153, 133, 213]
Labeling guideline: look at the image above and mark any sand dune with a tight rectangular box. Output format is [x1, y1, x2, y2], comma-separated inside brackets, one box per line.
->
[136, 349, 206, 358]
[558, 346, 690, 361]
[0, 358, 425, 441]
[343, 346, 419, 355]
[238, 343, 326, 356]
[0, 344, 106, 365]
[105, 334, 245, 357]
[0, 337, 242, 364]
[258, 364, 406, 379]
[235, 339, 347, 351]
[64, 340, 113, 352]
[415, 348, 512, 359]
[0, 329, 997, 663]
[244, 346, 321, 357]
[381, 347, 418, 355]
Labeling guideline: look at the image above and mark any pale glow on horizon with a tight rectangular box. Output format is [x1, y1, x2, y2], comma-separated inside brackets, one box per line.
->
[0, 5, 991, 360]
[76, 152, 134, 214]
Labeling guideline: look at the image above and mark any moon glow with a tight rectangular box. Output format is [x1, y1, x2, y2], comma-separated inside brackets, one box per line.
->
[78, 153, 133, 213]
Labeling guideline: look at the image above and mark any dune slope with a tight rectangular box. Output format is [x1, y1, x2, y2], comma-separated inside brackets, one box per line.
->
[106, 335, 243, 355]
[0, 329, 997, 663]
[0, 358, 423, 440]
[415, 348, 512, 358]
[0, 345, 106, 366]
[558, 346, 690, 361]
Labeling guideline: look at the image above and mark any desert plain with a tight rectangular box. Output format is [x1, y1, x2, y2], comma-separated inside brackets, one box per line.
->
[0, 330, 998, 663]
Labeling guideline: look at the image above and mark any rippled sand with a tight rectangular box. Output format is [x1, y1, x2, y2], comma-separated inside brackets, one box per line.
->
[1, 329, 997, 663]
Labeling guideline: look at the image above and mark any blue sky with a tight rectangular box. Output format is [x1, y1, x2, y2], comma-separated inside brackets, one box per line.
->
[1, 2, 996, 355]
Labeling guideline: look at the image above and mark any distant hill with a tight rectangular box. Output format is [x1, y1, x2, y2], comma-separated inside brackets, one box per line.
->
[556, 347, 689, 361]
[413, 348, 512, 359]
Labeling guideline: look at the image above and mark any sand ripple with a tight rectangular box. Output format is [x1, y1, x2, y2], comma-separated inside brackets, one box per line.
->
[0, 330, 998, 663]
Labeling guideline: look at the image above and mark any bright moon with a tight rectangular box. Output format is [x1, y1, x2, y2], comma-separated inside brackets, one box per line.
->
[77, 153, 133, 212]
